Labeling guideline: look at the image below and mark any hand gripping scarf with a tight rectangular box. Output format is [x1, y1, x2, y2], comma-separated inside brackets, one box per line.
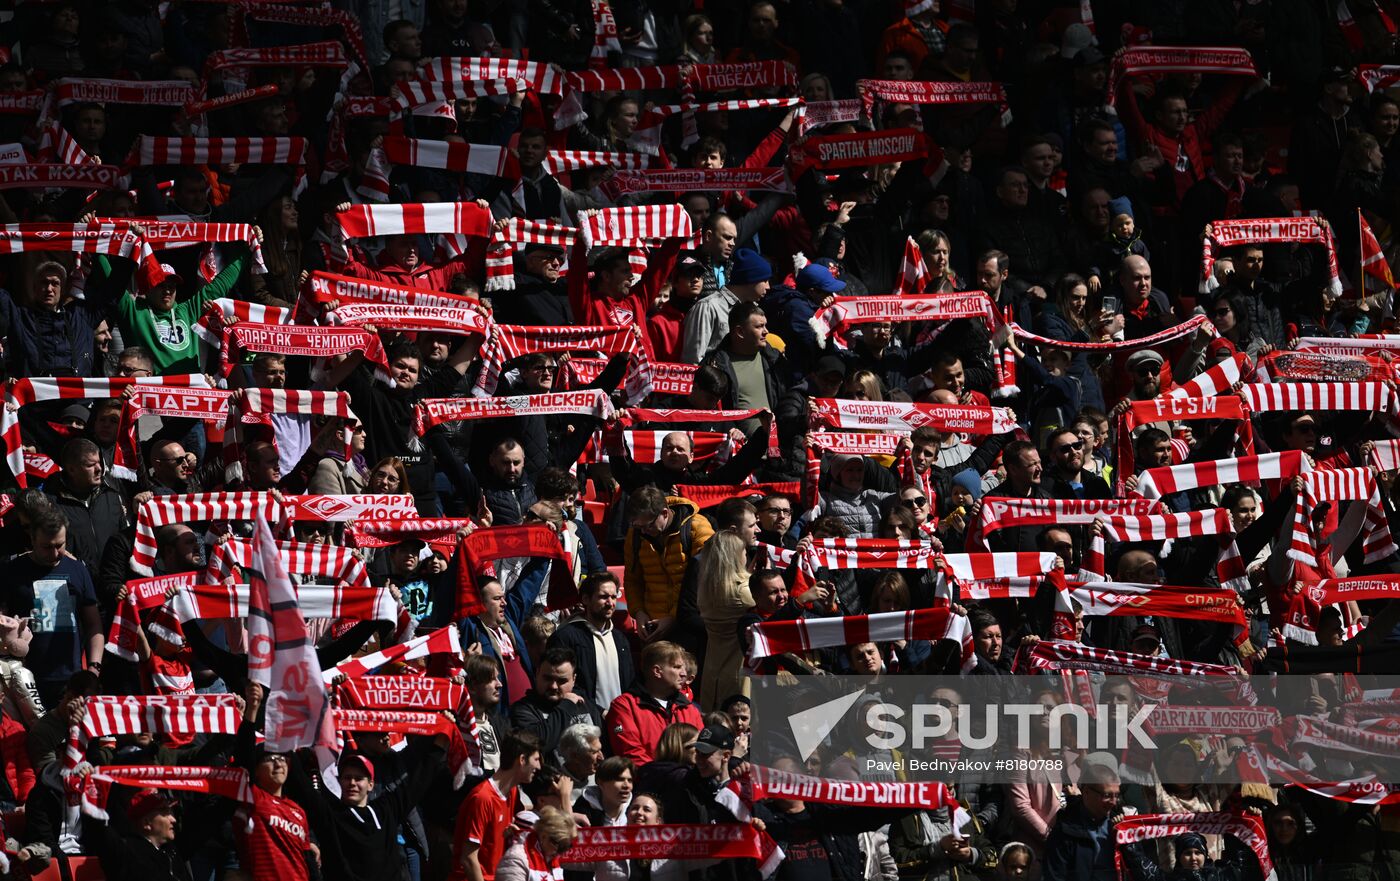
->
[895, 236, 931, 296]
[222, 388, 359, 483]
[106, 572, 200, 662]
[807, 397, 1018, 435]
[809, 292, 997, 348]
[1202, 218, 1341, 297]
[335, 201, 492, 239]
[111, 386, 232, 481]
[1115, 813, 1271, 881]
[787, 128, 943, 177]
[1135, 451, 1311, 501]
[1085, 508, 1249, 595]
[746, 607, 974, 671]
[473, 323, 653, 405]
[622, 406, 780, 457]
[79, 766, 251, 821]
[455, 524, 578, 616]
[381, 135, 522, 180]
[194, 298, 294, 349]
[134, 136, 310, 167]
[325, 624, 462, 681]
[577, 204, 693, 247]
[484, 218, 578, 292]
[205, 538, 370, 589]
[415, 389, 616, 436]
[132, 492, 283, 575]
[857, 78, 1012, 126]
[1289, 466, 1398, 566]
[0, 224, 164, 290]
[245, 514, 338, 754]
[219, 322, 394, 386]
[1237, 380, 1398, 416]
[1107, 47, 1257, 107]
[3, 375, 211, 488]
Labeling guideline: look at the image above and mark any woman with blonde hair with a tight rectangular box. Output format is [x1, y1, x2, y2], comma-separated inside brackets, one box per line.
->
[495, 805, 577, 881]
[914, 229, 958, 293]
[696, 532, 755, 708]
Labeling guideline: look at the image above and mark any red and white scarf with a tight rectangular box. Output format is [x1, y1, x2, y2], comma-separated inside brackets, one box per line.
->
[601, 167, 791, 198]
[219, 322, 393, 385]
[810, 293, 996, 348]
[941, 552, 1059, 583]
[746, 607, 973, 670]
[587, 0, 622, 67]
[1089, 508, 1248, 593]
[1289, 466, 1397, 565]
[858, 78, 1011, 126]
[808, 431, 902, 457]
[284, 495, 418, 522]
[325, 624, 462, 681]
[336, 201, 491, 239]
[232, 4, 370, 67]
[1107, 47, 1257, 107]
[543, 150, 651, 175]
[796, 99, 864, 134]
[1115, 813, 1271, 880]
[1370, 439, 1400, 472]
[112, 385, 231, 481]
[895, 236, 930, 296]
[623, 406, 780, 457]
[484, 218, 578, 292]
[1237, 380, 1396, 415]
[36, 117, 96, 165]
[3, 374, 211, 488]
[194, 298, 294, 349]
[326, 302, 492, 336]
[79, 765, 251, 821]
[337, 675, 482, 781]
[1014, 640, 1244, 678]
[562, 358, 695, 395]
[807, 397, 1018, 435]
[132, 491, 283, 575]
[1060, 580, 1250, 647]
[304, 270, 484, 313]
[51, 77, 195, 108]
[1298, 334, 1400, 355]
[1114, 393, 1254, 496]
[473, 323, 653, 404]
[135, 135, 309, 167]
[421, 58, 566, 95]
[0, 224, 164, 289]
[1166, 352, 1250, 399]
[671, 482, 801, 510]
[1202, 218, 1341, 296]
[633, 98, 800, 150]
[246, 514, 338, 753]
[206, 539, 370, 589]
[1012, 314, 1213, 351]
[382, 135, 522, 180]
[617, 430, 733, 465]
[564, 824, 781, 878]
[223, 388, 359, 483]
[1256, 350, 1397, 383]
[968, 497, 1163, 551]
[0, 91, 43, 115]
[347, 518, 475, 551]
[456, 524, 578, 615]
[161, 583, 398, 635]
[105, 572, 200, 662]
[578, 204, 693, 247]
[415, 389, 616, 435]
[562, 61, 795, 96]
[184, 84, 281, 118]
[0, 163, 118, 190]
[788, 128, 941, 175]
[1360, 64, 1400, 92]
[203, 42, 348, 87]
[95, 218, 267, 273]
[1135, 450, 1311, 500]
[83, 694, 243, 739]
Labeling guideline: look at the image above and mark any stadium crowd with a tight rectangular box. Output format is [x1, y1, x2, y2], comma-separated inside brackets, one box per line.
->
[0, 0, 1399, 880]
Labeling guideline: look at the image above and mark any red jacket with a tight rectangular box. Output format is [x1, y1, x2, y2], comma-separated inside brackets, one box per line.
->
[1116, 77, 1244, 209]
[604, 682, 704, 763]
[0, 713, 33, 802]
[335, 237, 487, 290]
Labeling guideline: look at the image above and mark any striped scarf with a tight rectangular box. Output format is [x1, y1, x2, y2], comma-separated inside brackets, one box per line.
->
[112, 386, 231, 481]
[1135, 451, 1311, 500]
[1202, 217, 1341, 296]
[132, 491, 282, 575]
[219, 323, 394, 385]
[1237, 380, 1397, 415]
[223, 388, 358, 483]
[809, 292, 997, 348]
[746, 607, 973, 669]
[83, 694, 243, 739]
[578, 204, 693, 247]
[1165, 352, 1249, 399]
[3, 375, 211, 488]
[382, 135, 521, 179]
[473, 323, 653, 404]
[420, 57, 566, 95]
[1086, 508, 1248, 593]
[194, 298, 294, 348]
[135, 136, 310, 166]
[485, 218, 578, 292]
[415, 389, 616, 436]
[167, 582, 399, 626]
[335, 201, 491, 239]
[206, 539, 370, 588]
[325, 624, 461, 681]
[0, 224, 164, 288]
[543, 150, 651, 175]
[1290, 467, 1398, 565]
[968, 497, 1163, 551]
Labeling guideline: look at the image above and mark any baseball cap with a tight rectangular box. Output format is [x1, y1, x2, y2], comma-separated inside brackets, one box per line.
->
[1126, 349, 1164, 372]
[676, 255, 706, 276]
[339, 754, 376, 782]
[157, 263, 184, 285]
[796, 262, 847, 294]
[814, 355, 847, 378]
[1073, 46, 1107, 68]
[694, 724, 736, 754]
[127, 788, 176, 822]
[1061, 22, 1095, 59]
[59, 402, 90, 424]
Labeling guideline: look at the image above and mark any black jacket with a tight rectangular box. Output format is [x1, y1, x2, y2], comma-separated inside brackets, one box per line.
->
[507, 689, 605, 754]
[547, 617, 635, 707]
[755, 802, 906, 881]
[82, 826, 193, 881]
[977, 202, 1065, 287]
[43, 475, 127, 576]
[493, 274, 573, 326]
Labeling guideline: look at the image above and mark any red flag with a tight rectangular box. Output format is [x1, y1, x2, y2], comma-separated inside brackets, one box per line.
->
[896, 236, 929, 295]
[1359, 209, 1394, 287]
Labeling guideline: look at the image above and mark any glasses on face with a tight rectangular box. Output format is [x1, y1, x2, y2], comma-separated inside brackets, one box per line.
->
[532, 363, 559, 373]
[1212, 307, 1233, 317]
[118, 365, 152, 377]
[1057, 440, 1085, 453]
[760, 507, 792, 518]
[900, 496, 928, 508]
[1133, 365, 1158, 376]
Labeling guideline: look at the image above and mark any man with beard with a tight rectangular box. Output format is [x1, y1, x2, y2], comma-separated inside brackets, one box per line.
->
[325, 335, 482, 515]
[1042, 428, 1111, 500]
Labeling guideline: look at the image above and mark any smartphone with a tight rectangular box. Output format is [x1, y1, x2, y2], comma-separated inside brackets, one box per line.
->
[1102, 295, 1120, 315]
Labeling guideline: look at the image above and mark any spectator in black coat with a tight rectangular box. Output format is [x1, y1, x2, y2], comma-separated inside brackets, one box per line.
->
[508, 646, 605, 754]
[547, 572, 635, 710]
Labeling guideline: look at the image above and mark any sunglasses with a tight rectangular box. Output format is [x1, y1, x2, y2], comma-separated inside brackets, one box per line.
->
[1133, 365, 1159, 375]
[1057, 440, 1085, 453]
[1212, 307, 1233, 317]
[900, 496, 928, 507]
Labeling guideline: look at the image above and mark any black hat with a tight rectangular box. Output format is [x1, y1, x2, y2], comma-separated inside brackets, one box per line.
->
[694, 724, 736, 754]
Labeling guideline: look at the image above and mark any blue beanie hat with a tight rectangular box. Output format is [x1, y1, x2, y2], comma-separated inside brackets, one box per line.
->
[951, 468, 983, 500]
[730, 248, 772, 286]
